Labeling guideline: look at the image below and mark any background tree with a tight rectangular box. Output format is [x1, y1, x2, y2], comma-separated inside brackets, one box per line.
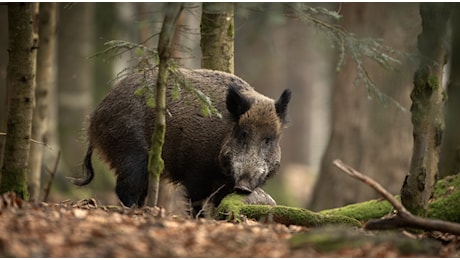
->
[439, 4, 460, 178]
[309, 3, 419, 210]
[28, 2, 57, 201]
[0, 3, 39, 198]
[57, 3, 95, 189]
[0, 5, 8, 169]
[201, 3, 234, 73]
[401, 3, 452, 216]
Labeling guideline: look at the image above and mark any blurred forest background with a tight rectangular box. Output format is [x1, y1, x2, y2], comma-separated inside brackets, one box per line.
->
[0, 3, 424, 212]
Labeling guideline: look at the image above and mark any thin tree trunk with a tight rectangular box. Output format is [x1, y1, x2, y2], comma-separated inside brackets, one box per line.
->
[0, 3, 39, 198]
[41, 4, 60, 190]
[0, 5, 8, 170]
[28, 2, 57, 202]
[146, 3, 184, 207]
[439, 5, 460, 178]
[200, 3, 234, 73]
[401, 3, 451, 216]
[172, 3, 202, 69]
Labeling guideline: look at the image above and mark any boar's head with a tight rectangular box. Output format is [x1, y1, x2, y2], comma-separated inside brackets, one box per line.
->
[219, 85, 291, 194]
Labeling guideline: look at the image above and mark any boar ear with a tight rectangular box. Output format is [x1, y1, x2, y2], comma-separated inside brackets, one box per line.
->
[275, 89, 291, 124]
[226, 85, 251, 120]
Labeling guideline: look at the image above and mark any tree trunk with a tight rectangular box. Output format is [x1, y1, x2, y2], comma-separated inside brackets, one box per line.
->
[438, 5, 460, 178]
[310, 3, 418, 210]
[0, 3, 39, 198]
[401, 3, 452, 216]
[57, 3, 94, 178]
[171, 3, 202, 69]
[146, 3, 184, 207]
[200, 3, 234, 73]
[28, 2, 57, 202]
[0, 5, 8, 170]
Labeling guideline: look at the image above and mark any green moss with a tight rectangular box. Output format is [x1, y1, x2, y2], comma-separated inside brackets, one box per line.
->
[240, 204, 271, 219]
[319, 197, 396, 221]
[427, 75, 439, 90]
[227, 21, 234, 38]
[217, 193, 361, 227]
[428, 174, 460, 222]
[218, 174, 460, 231]
[0, 167, 29, 200]
[270, 206, 359, 227]
[215, 193, 246, 221]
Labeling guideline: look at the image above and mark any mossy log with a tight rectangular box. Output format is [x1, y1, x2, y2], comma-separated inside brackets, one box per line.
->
[427, 174, 460, 223]
[320, 197, 396, 222]
[216, 174, 460, 228]
[216, 193, 361, 228]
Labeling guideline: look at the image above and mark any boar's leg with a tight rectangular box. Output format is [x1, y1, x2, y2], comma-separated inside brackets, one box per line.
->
[114, 149, 149, 207]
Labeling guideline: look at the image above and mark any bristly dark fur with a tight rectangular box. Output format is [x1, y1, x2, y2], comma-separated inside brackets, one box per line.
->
[76, 68, 291, 216]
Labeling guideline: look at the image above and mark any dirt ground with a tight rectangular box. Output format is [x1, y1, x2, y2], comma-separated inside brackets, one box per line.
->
[0, 192, 458, 258]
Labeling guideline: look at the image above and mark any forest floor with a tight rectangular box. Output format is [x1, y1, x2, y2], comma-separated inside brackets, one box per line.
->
[0, 192, 459, 258]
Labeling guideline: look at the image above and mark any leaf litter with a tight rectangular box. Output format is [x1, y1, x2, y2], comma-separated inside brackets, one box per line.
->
[0, 192, 458, 257]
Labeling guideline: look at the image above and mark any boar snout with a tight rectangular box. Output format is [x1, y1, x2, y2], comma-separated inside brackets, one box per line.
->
[235, 184, 252, 194]
[234, 175, 254, 194]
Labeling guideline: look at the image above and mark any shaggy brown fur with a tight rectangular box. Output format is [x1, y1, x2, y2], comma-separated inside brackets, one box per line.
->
[75, 68, 291, 215]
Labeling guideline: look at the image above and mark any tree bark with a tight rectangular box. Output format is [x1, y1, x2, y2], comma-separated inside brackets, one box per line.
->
[0, 3, 39, 198]
[438, 5, 460, 178]
[310, 3, 418, 210]
[28, 2, 57, 202]
[0, 5, 8, 170]
[200, 3, 234, 73]
[146, 3, 184, 207]
[401, 3, 452, 216]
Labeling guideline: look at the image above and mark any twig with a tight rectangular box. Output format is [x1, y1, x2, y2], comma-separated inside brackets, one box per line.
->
[42, 150, 61, 202]
[333, 159, 460, 235]
[333, 159, 407, 214]
[1, 132, 54, 151]
[195, 184, 226, 218]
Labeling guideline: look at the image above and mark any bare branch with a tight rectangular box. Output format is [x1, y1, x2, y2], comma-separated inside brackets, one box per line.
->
[43, 150, 61, 202]
[333, 159, 460, 236]
[1, 132, 54, 151]
[332, 159, 406, 214]
[196, 184, 226, 218]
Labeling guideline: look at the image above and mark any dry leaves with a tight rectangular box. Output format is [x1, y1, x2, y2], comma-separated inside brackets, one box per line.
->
[0, 192, 458, 257]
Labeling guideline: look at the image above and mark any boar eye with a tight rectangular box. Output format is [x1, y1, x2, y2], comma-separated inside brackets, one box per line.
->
[235, 128, 248, 143]
[264, 137, 273, 145]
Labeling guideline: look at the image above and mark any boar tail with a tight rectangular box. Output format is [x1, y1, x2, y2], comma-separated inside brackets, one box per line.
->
[72, 144, 95, 186]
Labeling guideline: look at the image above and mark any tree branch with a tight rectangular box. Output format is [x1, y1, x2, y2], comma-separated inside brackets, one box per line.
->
[333, 159, 460, 235]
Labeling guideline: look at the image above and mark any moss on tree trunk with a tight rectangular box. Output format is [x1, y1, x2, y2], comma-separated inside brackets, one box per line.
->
[401, 3, 452, 216]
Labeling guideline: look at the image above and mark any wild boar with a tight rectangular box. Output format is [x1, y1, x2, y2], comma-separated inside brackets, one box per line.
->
[74, 68, 291, 215]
